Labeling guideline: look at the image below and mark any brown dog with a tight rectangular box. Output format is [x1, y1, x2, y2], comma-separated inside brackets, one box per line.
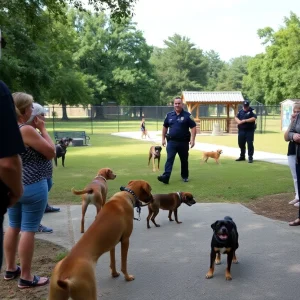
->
[202, 149, 223, 164]
[148, 145, 162, 172]
[48, 180, 153, 300]
[146, 192, 196, 228]
[71, 168, 117, 233]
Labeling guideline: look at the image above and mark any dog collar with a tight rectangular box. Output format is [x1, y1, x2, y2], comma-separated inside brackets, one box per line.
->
[177, 192, 183, 203]
[120, 186, 141, 221]
[94, 175, 107, 182]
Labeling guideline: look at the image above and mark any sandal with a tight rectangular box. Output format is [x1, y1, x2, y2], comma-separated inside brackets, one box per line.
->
[18, 275, 49, 289]
[4, 266, 21, 280]
[289, 219, 300, 226]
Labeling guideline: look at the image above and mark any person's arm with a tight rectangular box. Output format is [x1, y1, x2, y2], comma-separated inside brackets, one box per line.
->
[0, 155, 23, 206]
[190, 126, 196, 148]
[284, 121, 295, 141]
[21, 122, 55, 160]
[234, 116, 241, 125]
[242, 117, 256, 124]
[162, 126, 167, 147]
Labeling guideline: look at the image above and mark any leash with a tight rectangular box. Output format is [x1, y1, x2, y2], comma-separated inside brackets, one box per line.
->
[120, 186, 142, 221]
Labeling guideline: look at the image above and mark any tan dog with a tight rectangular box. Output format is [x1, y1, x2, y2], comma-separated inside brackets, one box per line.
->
[48, 180, 153, 300]
[148, 145, 162, 172]
[146, 192, 196, 229]
[71, 168, 117, 233]
[202, 149, 223, 164]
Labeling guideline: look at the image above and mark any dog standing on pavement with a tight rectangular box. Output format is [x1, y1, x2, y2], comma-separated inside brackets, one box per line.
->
[148, 145, 162, 172]
[146, 192, 196, 228]
[54, 138, 73, 167]
[48, 180, 153, 300]
[71, 168, 117, 233]
[206, 216, 239, 280]
[202, 149, 223, 164]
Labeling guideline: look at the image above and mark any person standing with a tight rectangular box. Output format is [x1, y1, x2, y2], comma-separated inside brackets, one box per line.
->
[4, 92, 55, 288]
[0, 81, 25, 271]
[284, 103, 300, 207]
[235, 100, 257, 163]
[157, 97, 196, 184]
[140, 117, 150, 139]
[286, 113, 300, 226]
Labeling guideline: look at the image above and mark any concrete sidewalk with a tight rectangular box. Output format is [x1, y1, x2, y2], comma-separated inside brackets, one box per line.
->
[112, 131, 288, 166]
[4, 204, 300, 300]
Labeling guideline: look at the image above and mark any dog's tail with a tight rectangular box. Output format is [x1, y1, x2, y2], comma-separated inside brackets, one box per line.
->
[224, 216, 233, 221]
[71, 187, 92, 195]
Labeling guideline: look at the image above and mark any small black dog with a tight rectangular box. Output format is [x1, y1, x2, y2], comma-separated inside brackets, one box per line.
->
[206, 216, 239, 280]
[54, 138, 73, 167]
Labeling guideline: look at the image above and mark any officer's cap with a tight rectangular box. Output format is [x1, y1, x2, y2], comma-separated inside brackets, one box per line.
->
[243, 100, 250, 106]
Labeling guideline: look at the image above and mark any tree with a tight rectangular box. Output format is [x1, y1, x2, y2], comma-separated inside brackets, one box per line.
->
[75, 12, 159, 118]
[204, 50, 225, 90]
[244, 12, 300, 104]
[151, 34, 208, 104]
[216, 56, 251, 91]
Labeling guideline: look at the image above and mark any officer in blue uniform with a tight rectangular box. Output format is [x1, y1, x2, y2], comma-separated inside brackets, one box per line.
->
[158, 97, 196, 184]
[235, 100, 257, 163]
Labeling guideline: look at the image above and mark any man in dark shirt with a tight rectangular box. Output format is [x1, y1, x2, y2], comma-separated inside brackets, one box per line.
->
[158, 97, 196, 184]
[0, 80, 25, 270]
[235, 100, 257, 163]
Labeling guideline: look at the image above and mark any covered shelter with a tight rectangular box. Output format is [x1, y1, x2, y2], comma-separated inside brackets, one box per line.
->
[181, 91, 244, 134]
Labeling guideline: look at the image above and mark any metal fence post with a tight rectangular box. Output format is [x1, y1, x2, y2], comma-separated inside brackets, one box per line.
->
[52, 105, 55, 132]
[118, 105, 120, 132]
[90, 105, 93, 135]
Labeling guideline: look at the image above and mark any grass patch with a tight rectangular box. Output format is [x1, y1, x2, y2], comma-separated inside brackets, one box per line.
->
[49, 133, 292, 205]
[55, 251, 69, 262]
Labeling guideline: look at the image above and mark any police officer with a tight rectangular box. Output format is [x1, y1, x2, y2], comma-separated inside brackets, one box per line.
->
[158, 97, 196, 184]
[235, 100, 257, 163]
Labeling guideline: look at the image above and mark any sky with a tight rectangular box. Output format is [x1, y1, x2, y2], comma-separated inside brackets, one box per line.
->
[131, 0, 300, 61]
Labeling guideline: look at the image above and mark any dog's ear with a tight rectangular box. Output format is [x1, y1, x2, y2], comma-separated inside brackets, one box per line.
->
[211, 221, 219, 231]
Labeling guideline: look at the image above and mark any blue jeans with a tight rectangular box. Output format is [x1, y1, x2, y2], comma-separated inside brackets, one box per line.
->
[8, 179, 48, 232]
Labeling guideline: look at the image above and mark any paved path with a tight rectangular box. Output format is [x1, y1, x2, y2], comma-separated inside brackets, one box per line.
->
[112, 131, 288, 166]
[4, 204, 299, 300]
[4, 132, 296, 299]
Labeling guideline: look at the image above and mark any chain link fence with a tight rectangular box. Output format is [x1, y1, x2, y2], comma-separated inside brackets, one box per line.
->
[44, 104, 282, 135]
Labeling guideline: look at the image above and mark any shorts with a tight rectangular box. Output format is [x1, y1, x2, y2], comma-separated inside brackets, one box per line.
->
[8, 179, 48, 232]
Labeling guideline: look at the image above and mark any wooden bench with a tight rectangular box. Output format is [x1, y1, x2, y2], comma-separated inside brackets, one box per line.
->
[54, 131, 90, 146]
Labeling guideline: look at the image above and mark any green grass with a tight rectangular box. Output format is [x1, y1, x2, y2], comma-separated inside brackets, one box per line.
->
[49, 133, 293, 205]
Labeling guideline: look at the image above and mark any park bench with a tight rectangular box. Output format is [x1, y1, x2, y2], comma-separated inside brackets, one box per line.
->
[54, 131, 90, 146]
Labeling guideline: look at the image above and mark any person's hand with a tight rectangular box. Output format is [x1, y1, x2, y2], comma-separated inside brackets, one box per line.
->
[291, 113, 298, 121]
[190, 140, 195, 148]
[162, 139, 166, 147]
[293, 133, 300, 143]
[33, 116, 46, 132]
[236, 119, 242, 125]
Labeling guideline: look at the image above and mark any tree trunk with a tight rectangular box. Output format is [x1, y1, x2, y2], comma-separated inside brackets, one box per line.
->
[61, 104, 69, 120]
[93, 105, 105, 120]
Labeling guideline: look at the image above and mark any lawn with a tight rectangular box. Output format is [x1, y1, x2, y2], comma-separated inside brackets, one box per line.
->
[49, 133, 293, 205]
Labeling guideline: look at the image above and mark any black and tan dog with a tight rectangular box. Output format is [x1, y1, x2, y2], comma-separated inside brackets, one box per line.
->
[146, 192, 196, 229]
[55, 138, 73, 167]
[202, 149, 223, 164]
[206, 216, 239, 280]
[148, 145, 162, 172]
[49, 180, 153, 300]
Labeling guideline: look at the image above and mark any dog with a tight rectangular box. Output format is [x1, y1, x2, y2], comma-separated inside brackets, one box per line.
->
[146, 192, 196, 229]
[54, 138, 73, 167]
[206, 216, 239, 281]
[48, 180, 153, 300]
[71, 168, 117, 233]
[202, 149, 223, 164]
[148, 145, 162, 172]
